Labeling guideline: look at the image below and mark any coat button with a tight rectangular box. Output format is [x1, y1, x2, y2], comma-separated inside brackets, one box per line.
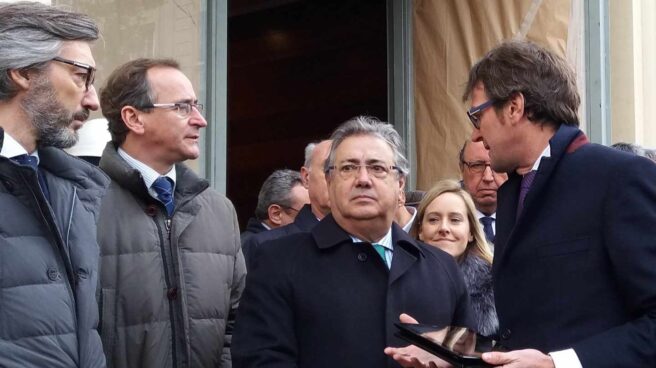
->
[167, 287, 178, 300]
[500, 328, 512, 340]
[357, 253, 368, 262]
[47, 268, 61, 281]
[145, 205, 158, 217]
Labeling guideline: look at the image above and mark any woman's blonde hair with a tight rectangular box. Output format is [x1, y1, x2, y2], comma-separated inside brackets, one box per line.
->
[411, 179, 493, 264]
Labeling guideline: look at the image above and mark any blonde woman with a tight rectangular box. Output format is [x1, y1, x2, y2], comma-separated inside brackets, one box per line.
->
[412, 179, 498, 338]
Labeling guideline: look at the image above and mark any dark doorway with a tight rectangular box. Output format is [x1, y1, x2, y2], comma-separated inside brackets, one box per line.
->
[228, 0, 388, 228]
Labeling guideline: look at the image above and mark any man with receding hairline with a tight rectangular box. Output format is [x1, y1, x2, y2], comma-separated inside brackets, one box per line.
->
[459, 140, 507, 242]
[97, 58, 245, 368]
[241, 140, 332, 268]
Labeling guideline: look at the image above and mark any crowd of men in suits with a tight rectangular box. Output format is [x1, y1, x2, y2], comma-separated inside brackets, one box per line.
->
[1, 2, 656, 368]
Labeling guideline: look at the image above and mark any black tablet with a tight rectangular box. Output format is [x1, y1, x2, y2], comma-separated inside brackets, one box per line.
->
[394, 323, 495, 368]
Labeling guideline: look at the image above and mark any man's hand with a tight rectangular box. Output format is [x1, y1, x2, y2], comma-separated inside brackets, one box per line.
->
[384, 344, 451, 368]
[384, 313, 452, 368]
[482, 349, 555, 368]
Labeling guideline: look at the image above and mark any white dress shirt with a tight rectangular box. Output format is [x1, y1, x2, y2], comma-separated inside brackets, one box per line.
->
[0, 131, 40, 163]
[350, 227, 393, 268]
[401, 206, 418, 233]
[117, 148, 176, 200]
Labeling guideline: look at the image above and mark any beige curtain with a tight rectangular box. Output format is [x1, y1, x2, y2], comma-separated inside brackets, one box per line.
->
[413, 0, 571, 189]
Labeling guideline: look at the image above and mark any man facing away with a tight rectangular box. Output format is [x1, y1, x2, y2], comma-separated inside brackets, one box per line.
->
[0, 2, 108, 367]
[97, 58, 246, 367]
[459, 140, 508, 243]
[240, 169, 309, 247]
[240, 139, 332, 268]
[232, 116, 472, 367]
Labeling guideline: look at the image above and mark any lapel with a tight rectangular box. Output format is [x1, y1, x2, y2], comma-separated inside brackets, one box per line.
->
[494, 125, 588, 269]
[388, 224, 423, 285]
[294, 204, 319, 232]
[311, 216, 424, 285]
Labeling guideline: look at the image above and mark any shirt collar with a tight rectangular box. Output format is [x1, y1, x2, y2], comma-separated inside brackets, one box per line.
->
[0, 131, 40, 164]
[350, 227, 394, 251]
[401, 206, 418, 233]
[531, 144, 551, 172]
[476, 209, 496, 220]
[117, 148, 176, 197]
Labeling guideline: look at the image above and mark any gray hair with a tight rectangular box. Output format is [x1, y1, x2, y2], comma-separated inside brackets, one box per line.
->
[0, 2, 99, 101]
[646, 149, 656, 162]
[255, 169, 304, 221]
[303, 142, 317, 169]
[611, 142, 646, 156]
[324, 116, 410, 179]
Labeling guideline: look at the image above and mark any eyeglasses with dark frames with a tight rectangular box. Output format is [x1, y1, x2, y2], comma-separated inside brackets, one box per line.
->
[461, 160, 493, 174]
[139, 102, 204, 118]
[466, 99, 495, 129]
[51, 56, 96, 91]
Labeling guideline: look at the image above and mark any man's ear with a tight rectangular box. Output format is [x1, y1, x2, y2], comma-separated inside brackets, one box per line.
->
[121, 106, 146, 135]
[398, 175, 406, 193]
[267, 204, 284, 226]
[300, 166, 310, 189]
[8, 68, 35, 91]
[507, 91, 525, 123]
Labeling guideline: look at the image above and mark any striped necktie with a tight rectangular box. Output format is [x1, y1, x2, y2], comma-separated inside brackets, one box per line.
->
[152, 176, 175, 216]
[517, 170, 537, 217]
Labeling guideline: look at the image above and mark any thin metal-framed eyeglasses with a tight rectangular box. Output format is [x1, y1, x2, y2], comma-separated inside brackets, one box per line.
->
[466, 99, 495, 129]
[279, 205, 301, 213]
[139, 102, 204, 118]
[326, 163, 401, 180]
[461, 160, 492, 174]
[51, 56, 96, 91]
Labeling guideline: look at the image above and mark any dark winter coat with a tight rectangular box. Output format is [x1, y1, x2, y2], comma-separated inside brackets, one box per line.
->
[97, 143, 246, 368]
[494, 125, 656, 366]
[232, 215, 473, 368]
[0, 129, 109, 368]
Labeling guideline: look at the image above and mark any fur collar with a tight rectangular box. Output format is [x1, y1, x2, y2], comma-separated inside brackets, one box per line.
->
[460, 253, 498, 337]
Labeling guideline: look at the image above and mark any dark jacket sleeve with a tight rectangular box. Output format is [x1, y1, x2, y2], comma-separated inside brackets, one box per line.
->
[573, 156, 656, 367]
[231, 239, 299, 367]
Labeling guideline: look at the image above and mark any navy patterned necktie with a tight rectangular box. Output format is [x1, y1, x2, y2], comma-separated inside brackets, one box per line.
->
[516, 170, 537, 218]
[12, 154, 38, 170]
[479, 216, 495, 243]
[12, 154, 50, 201]
[152, 176, 175, 216]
